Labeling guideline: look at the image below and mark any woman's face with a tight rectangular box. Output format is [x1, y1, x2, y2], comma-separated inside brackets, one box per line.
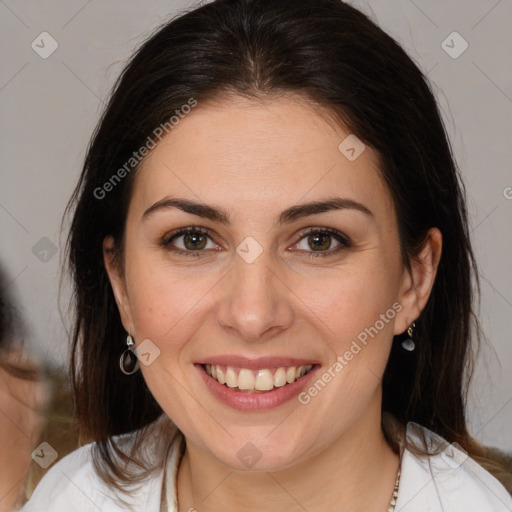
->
[105, 95, 439, 471]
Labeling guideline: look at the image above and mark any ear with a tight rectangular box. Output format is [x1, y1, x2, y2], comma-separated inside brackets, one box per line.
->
[394, 227, 442, 335]
[103, 236, 134, 333]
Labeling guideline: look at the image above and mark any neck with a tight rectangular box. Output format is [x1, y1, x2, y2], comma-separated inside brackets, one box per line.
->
[176, 398, 399, 512]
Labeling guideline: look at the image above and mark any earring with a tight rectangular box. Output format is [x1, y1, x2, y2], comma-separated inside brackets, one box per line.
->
[401, 322, 416, 352]
[119, 334, 140, 375]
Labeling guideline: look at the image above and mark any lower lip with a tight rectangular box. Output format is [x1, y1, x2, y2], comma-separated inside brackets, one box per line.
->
[196, 364, 319, 411]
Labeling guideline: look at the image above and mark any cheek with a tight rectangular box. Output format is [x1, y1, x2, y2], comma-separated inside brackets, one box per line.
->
[293, 269, 399, 425]
[293, 263, 400, 353]
[125, 255, 217, 352]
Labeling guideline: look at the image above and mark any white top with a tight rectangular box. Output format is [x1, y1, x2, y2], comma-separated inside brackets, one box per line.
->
[20, 419, 512, 512]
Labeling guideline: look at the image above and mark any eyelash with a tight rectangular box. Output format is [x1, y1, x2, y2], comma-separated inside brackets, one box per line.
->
[161, 226, 351, 259]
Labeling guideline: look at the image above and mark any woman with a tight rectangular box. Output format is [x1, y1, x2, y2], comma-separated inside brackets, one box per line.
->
[20, 0, 512, 510]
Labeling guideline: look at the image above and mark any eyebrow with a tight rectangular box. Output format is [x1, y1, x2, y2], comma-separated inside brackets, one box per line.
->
[142, 196, 374, 225]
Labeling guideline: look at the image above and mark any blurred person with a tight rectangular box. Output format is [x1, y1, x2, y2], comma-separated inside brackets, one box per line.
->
[0, 267, 48, 511]
[0, 268, 78, 511]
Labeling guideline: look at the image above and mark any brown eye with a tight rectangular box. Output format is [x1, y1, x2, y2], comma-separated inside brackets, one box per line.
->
[293, 228, 351, 258]
[182, 231, 208, 250]
[162, 227, 218, 256]
[306, 232, 332, 251]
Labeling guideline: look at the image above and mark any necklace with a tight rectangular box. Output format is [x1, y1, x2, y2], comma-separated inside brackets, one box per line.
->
[387, 464, 401, 512]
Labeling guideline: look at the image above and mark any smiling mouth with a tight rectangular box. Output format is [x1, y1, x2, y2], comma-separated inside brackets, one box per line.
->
[202, 363, 315, 393]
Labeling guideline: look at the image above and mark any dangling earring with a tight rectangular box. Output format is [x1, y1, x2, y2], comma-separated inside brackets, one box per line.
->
[119, 334, 140, 375]
[401, 322, 416, 352]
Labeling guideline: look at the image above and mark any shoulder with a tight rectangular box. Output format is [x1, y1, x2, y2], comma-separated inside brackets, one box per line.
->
[20, 442, 163, 512]
[20, 416, 181, 512]
[396, 423, 512, 511]
[20, 442, 109, 511]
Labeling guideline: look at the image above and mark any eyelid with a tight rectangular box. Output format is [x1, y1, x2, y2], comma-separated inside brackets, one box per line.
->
[294, 226, 351, 245]
[161, 225, 214, 244]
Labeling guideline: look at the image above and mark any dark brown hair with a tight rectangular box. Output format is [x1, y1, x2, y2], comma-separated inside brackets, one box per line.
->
[65, 0, 508, 493]
[0, 264, 39, 380]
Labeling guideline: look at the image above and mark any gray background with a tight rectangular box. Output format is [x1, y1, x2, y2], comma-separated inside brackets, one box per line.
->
[1, 1, 511, 450]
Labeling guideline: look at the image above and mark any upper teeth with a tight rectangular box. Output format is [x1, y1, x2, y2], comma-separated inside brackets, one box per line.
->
[205, 364, 313, 391]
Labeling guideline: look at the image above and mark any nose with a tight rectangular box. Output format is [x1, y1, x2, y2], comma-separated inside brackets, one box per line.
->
[216, 249, 294, 343]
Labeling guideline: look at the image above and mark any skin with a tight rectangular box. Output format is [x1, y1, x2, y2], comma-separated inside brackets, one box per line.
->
[0, 350, 48, 511]
[104, 95, 442, 512]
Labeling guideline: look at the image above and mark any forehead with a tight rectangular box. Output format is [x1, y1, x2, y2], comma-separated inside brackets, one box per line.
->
[130, 95, 393, 223]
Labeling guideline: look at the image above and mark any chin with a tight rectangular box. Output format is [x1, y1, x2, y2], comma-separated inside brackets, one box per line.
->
[204, 431, 311, 473]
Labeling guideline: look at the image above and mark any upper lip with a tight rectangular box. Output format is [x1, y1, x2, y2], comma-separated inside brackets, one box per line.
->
[195, 355, 319, 369]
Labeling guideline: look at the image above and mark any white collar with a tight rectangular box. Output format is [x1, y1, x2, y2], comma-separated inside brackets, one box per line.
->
[162, 433, 185, 512]
[394, 422, 512, 511]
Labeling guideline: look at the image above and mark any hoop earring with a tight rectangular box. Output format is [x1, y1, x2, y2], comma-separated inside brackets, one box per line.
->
[401, 322, 416, 352]
[119, 334, 140, 375]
